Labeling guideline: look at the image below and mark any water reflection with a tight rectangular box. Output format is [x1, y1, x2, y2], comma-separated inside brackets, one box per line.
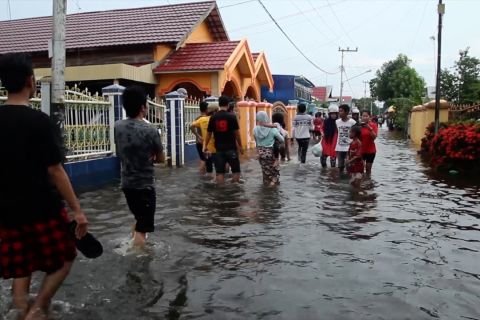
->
[1, 128, 479, 319]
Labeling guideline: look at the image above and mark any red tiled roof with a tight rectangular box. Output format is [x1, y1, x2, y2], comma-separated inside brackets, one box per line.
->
[153, 41, 240, 72]
[0, 1, 228, 54]
[312, 87, 327, 101]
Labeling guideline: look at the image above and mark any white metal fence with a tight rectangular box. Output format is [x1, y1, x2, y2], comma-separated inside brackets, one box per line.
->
[145, 98, 167, 148]
[64, 89, 113, 161]
[1, 86, 202, 163]
[184, 98, 201, 144]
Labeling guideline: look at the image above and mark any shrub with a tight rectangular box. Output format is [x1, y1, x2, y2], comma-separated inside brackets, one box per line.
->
[424, 121, 480, 173]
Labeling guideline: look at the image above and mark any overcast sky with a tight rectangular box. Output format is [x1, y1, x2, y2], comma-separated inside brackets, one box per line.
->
[1, 0, 478, 98]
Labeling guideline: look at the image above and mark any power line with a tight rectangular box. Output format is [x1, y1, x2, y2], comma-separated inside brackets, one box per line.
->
[326, 0, 356, 47]
[256, 0, 338, 75]
[219, 0, 257, 9]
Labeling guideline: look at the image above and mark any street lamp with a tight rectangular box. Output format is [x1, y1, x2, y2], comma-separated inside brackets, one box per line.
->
[339, 69, 371, 103]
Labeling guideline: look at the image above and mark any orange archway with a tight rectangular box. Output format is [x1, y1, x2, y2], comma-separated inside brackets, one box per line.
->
[245, 86, 259, 101]
[171, 82, 207, 100]
[222, 80, 241, 100]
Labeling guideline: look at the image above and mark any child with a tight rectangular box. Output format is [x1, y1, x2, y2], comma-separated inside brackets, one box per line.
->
[271, 112, 290, 161]
[254, 111, 285, 186]
[346, 126, 364, 187]
[313, 112, 323, 141]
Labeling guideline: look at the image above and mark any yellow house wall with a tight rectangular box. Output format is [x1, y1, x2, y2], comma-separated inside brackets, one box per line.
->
[185, 21, 215, 44]
[154, 45, 173, 62]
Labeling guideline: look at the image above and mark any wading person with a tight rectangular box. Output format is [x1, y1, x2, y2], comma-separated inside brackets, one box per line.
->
[115, 86, 164, 247]
[313, 112, 324, 142]
[346, 126, 364, 187]
[320, 104, 339, 168]
[190, 103, 219, 178]
[204, 95, 243, 184]
[335, 104, 356, 173]
[351, 107, 360, 124]
[272, 112, 290, 161]
[190, 101, 208, 174]
[359, 110, 378, 176]
[254, 111, 284, 186]
[292, 103, 313, 164]
[0, 53, 88, 320]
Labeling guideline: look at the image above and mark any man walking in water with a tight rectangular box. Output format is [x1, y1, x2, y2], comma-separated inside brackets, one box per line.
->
[292, 103, 313, 164]
[0, 53, 88, 320]
[115, 86, 164, 247]
[204, 95, 243, 184]
[335, 104, 356, 173]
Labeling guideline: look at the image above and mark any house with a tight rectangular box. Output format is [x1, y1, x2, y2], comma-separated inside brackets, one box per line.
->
[0, 1, 273, 101]
[260, 74, 316, 115]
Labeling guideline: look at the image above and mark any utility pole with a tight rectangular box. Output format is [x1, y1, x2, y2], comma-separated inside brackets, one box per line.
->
[434, 0, 444, 134]
[363, 80, 368, 110]
[52, 0, 67, 153]
[338, 47, 358, 104]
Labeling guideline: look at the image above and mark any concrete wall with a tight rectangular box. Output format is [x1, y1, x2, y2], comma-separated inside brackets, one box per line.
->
[410, 100, 450, 146]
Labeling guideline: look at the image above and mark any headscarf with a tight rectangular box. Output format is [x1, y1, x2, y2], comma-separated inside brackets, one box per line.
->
[254, 111, 271, 139]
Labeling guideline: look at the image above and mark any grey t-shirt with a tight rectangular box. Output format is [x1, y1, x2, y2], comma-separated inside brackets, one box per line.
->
[114, 119, 163, 189]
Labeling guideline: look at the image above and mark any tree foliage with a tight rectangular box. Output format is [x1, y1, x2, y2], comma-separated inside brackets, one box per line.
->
[369, 54, 425, 130]
[370, 54, 426, 104]
[440, 48, 480, 105]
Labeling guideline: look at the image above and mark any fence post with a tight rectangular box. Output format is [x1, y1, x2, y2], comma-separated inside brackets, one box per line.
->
[165, 90, 186, 167]
[40, 77, 51, 115]
[102, 84, 125, 155]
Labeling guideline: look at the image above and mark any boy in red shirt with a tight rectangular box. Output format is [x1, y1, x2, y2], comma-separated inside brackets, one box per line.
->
[346, 126, 364, 187]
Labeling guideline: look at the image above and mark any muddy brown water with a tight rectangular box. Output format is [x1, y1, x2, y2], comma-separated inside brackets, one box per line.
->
[1, 128, 479, 320]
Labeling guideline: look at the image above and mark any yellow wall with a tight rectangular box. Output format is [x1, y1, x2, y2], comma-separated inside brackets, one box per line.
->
[410, 104, 450, 146]
[185, 21, 215, 44]
[154, 45, 173, 62]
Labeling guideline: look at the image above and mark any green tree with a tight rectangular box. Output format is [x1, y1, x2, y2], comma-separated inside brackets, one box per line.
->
[352, 97, 380, 114]
[440, 48, 480, 105]
[440, 68, 458, 103]
[370, 54, 425, 104]
[370, 54, 426, 129]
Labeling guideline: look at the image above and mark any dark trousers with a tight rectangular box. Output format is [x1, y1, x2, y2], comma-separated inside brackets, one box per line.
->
[296, 138, 310, 163]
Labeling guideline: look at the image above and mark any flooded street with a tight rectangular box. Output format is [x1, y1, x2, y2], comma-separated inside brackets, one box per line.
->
[2, 128, 480, 320]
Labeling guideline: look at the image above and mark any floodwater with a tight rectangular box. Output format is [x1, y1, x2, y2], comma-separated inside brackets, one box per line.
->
[1, 128, 480, 320]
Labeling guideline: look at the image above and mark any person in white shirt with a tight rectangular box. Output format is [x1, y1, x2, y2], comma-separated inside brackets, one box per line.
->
[292, 103, 313, 163]
[335, 104, 357, 172]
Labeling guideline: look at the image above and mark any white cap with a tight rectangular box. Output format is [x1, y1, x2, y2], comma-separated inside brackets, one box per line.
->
[352, 107, 360, 114]
[328, 104, 339, 113]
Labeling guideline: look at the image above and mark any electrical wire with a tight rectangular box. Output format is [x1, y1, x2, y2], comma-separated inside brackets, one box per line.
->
[256, 0, 338, 75]
[326, 0, 356, 47]
[219, 0, 257, 9]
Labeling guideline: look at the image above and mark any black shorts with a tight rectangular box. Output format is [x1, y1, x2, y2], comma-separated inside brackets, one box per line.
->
[214, 150, 241, 174]
[362, 153, 376, 164]
[122, 188, 156, 233]
[196, 143, 206, 161]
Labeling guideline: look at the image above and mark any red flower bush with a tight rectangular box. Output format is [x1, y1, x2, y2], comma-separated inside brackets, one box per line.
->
[422, 121, 480, 173]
